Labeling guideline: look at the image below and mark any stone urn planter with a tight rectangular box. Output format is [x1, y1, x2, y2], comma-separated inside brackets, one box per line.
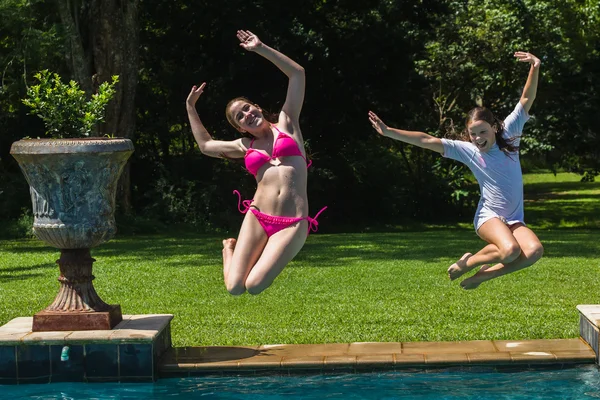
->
[10, 138, 134, 331]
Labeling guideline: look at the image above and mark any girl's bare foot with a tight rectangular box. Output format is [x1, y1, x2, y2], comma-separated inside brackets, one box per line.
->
[223, 238, 237, 250]
[222, 238, 237, 261]
[447, 253, 473, 280]
[460, 264, 492, 290]
[222, 238, 237, 281]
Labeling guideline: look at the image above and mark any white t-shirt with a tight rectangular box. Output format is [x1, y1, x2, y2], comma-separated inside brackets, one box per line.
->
[441, 103, 530, 231]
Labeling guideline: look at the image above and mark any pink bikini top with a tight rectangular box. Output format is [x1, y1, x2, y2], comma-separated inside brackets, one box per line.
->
[244, 125, 311, 176]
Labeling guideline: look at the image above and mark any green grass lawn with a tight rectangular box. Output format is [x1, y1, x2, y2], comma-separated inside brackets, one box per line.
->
[1, 172, 599, 347]
[523, 172, 600, 229]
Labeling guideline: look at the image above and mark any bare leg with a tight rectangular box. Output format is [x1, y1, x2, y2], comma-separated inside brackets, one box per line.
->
[461, 224, 544, 290]
[224, 212, 268, 295]
[448, 218, 521, 280]
[244, 220, 309, 295]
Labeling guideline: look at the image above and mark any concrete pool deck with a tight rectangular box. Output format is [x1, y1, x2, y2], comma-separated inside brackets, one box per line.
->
[1, 304, 599, 382]
[159, 338, 594, 375]
[163, 304, 600, 374]
[161, 304, 600, 375]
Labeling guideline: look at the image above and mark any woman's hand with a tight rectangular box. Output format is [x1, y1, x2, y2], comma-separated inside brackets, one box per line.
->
[368, 111, 388, 136]
[514, 51, 541, 68]
[237, 30, 263, 52]
[186, 82, 206, 108]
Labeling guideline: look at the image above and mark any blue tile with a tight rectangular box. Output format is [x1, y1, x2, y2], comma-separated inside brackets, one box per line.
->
[85, 344, 118, 378]
[158, 371, 189, 379]
[50, 345, 85, 382]
[17, 376, 50, 384]
[86, 377, 120, 383]
[120, 376, 155, 383]
[120, 344, 153, 378]
[17, 345, 50, 379]
[0, 346, 16, 379]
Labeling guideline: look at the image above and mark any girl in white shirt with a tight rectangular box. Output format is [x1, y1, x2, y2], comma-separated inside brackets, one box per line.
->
[369, 51, 543, 290]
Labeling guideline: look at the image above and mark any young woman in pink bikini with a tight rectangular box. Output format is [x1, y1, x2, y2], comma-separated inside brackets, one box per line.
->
[369, 51, 544, 290]
[186, 30, 325, 295]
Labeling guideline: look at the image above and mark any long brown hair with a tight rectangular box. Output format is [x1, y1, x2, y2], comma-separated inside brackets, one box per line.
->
[462, 107, 519, 155]
[221, 97, 277, 160]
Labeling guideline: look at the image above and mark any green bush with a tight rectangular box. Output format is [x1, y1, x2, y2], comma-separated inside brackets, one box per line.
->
[0, 209, 34, 239]
[22, 70, 119, 138]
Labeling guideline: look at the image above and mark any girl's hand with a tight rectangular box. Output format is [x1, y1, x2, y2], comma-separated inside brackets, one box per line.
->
[237, 30, 263, 52]
[514, 51, 541, 68]
[186, 82, 206, 108]
[368, 111, 387, 136]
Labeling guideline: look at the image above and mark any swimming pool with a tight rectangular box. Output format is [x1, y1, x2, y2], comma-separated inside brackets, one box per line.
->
[2, 365, 600, 399]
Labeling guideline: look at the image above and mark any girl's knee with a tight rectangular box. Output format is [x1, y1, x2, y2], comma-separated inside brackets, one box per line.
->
[528, 242, 544, 261]
[500, 242, 521, 263]
[225, 278, 246, 296]
[245, 276, 271, 295]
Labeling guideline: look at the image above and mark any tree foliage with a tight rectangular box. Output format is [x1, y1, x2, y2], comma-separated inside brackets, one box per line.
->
[1, 0, 598, 232]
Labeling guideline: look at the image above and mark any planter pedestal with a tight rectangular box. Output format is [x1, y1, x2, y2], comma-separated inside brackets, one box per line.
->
[31, 248, 122, 331]
[10, 138, 133, 332]
[33, 307, 122, 332]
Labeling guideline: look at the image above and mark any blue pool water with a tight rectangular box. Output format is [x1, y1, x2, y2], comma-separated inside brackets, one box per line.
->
[2, 366, 600, 399]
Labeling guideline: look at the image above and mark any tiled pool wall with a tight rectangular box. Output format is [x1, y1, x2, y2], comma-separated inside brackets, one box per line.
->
[0, 315, 172, 383]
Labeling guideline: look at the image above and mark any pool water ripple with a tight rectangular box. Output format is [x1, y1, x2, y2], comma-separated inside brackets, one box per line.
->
[1, 365, 600, 399]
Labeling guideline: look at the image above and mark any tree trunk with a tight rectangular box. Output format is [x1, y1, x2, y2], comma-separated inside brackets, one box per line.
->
[56, 0, 139, 213]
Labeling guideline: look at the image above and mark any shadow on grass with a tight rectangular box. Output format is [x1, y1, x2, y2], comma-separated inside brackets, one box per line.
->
[0, 263, 55, 282]
[0, 272, 46, 282]
[296, 231, 475, 265]
[535, 230, 600, 258]
[524, 180, 600, 195]
[0, 263, 55, 273]
[522, 179, 600, 229]
[92, 237, 224, 263]
[299, 229, 600, 265]
[1, 245, 56, 254]
[36, 229, 595, 268]
[527, 193, 600, 201]
[525, 200, 600, 228]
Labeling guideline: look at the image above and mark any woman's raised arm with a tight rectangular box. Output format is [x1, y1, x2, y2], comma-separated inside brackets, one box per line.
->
[186, 82, 247, 158]
[237, 30, 305, 124]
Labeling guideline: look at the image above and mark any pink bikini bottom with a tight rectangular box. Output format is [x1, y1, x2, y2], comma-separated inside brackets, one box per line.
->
[233, 190, 327, 237]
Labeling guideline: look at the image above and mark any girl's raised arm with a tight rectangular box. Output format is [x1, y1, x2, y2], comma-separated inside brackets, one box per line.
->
[237, 30, 305, 125]
[514, 51, 541, 114]
[186, 82, 247, 158]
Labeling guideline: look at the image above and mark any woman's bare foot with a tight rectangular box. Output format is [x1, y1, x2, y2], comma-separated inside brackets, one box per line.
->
[460, 264, 492, 290]
[222, 238, 237, 263]
[447, 253, 473, 280]
[222, 238, 237, 280]
[223, 238, 237, 251]
[222, 238, 237, 259]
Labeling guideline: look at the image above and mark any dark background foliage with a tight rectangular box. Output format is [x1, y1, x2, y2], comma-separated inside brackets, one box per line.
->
[1, 0, 598, 235]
